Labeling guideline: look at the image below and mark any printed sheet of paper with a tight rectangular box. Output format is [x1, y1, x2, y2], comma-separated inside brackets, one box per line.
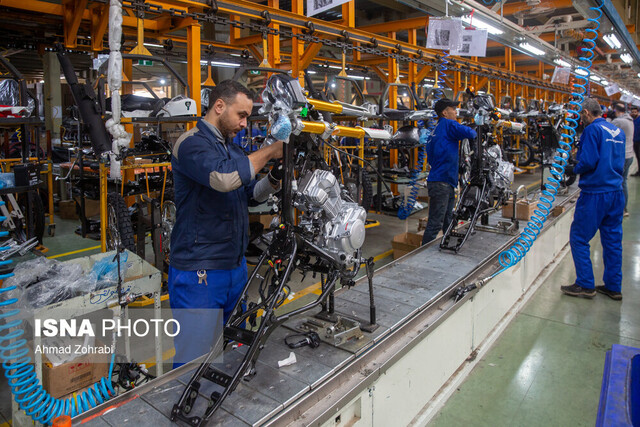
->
[426, 17, 463, 51]
[306, 0, 351, 17]
[551, 67, 570, 85]
[451, 29, 488, 57]
[605, 83, 620, 96]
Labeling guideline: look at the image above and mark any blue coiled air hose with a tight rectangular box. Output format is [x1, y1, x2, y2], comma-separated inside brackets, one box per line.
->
[0, 200, 116, 424]
[397, 50, 448, 219]
[484, 2, 602, 281]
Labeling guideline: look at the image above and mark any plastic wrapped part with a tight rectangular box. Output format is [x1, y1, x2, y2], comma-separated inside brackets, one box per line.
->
[0, 80, 34, 116]
[3, 257, 59, 291]
[0, 172, 15, 189]
[0, 80, 20, 108]
[3, 258, 85, 310]
[1, 253, 130, 310]
[20, 263, 85, 309]
[88, 250, 129, 290]
[270, 113, 292, 142]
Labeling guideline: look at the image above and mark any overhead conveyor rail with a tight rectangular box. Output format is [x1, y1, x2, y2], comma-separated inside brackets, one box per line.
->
[73, 186, 579, 426]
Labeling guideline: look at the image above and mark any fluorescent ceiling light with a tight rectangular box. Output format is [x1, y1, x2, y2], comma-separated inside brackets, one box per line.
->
[143, 43, 164, 48]
[346, 75, 371, 80]
[554, 58, 571, 67]
[519, 43, 545, 56]
[589, 75, 601, 82]
[602, 34, 622, 50]
[574, 68, 589, 76]
[307, 70, 317, 74]
[199, 60, 241, 68]
[601, 80, 609, 85]
[620, 53, 633, 64]
[461, 15, 504, 35]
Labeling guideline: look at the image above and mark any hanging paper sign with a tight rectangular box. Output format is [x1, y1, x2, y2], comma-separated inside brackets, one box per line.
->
[450, 29, 488, 57]
[306, 0, 351, 16]
[605, 83, 620, 96]
[426, 17, 463, 51]
[620, 94, 633, 103]
[551, 67, 570, 85]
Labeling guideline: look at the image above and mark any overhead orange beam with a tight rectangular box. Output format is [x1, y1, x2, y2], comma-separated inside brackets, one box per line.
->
[63, 0, 88, 48]
[2, 0, 166, 32]
[90, 3, 109, 51]
[231, 34, 263, 46]
[501, 0, 572, 16]
[300, 42, 323, 69]
[358, 16, 428, 34]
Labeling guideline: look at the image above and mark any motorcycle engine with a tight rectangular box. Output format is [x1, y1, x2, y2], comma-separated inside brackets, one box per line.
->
[486, 144, 514, 192]
[295, 169, 366, 267]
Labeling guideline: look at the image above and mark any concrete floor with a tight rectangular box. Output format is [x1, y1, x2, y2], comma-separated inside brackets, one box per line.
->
[0, 166, 603, 425]
[429, 175, 640, 426]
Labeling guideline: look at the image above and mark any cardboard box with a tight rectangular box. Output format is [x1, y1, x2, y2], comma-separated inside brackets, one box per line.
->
[28, 340, 109, 399]
[552, 205, 566, 217]
[73, 197, 100, 219]
[391, 230, 425, 259]
[249, 214, 277, 230]
[58, 200, 78, 220]
[502, 197, 538, 221]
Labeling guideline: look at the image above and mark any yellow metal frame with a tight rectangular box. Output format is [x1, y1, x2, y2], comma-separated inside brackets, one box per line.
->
[99, 161, 172, 252]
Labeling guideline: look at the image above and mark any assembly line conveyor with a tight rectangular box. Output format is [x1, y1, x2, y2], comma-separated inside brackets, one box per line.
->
[73, 186, 579, 427]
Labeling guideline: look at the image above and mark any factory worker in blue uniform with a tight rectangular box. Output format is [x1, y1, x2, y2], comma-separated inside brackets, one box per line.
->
[561, 98, 625, 300]
[169, 80, 289, 367]
[422, 98, 477, 245]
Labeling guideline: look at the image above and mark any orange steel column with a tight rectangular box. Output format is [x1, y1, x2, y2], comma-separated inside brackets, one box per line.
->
[342, 1, 355, 27]
[408, 29, 417, 85]
[471, 56, 478, 90]
[291, 0, 304, 84]
[268, 0, 280, 66]
[505, 47, 514, 97]
[536, 62, 544, 99]
[187, 23, 202, 126]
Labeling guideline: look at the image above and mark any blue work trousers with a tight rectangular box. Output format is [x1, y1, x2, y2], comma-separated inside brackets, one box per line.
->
[570, 191, 624, 291]
[168, 259, 248, 368]
[623, 157, 633, 210]
[422, 181, 456, 245]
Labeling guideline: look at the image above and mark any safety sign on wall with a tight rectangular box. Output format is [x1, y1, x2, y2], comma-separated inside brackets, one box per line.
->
[306, 0, 351, 16]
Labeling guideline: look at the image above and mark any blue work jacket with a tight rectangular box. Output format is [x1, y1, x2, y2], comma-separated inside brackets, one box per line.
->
[170, 119, 258, 271]
[575, 117, 625, 194]
[427, 118, 477, 188]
